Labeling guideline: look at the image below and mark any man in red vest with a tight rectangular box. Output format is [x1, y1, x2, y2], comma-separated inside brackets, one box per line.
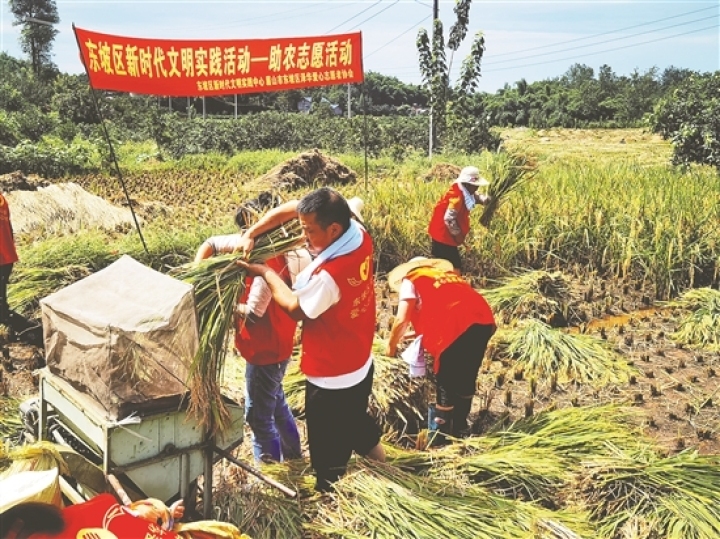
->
[196, 203, 306, 463]
[427, 166, 490, 271]
[386, 257, 496, 444]
[0, 192, 19, 326]
[236, 187, 385, 492]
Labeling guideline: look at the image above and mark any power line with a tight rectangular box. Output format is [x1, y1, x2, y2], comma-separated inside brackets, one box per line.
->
[349, 0, 400, 31]
[488, 5, 717, 59]
[482, 23, 720, 74]
[365, 14, 430, 58]
[325, 0, 383, 34]
[370, 15, 717, 77]
[483, 14, 718, 67]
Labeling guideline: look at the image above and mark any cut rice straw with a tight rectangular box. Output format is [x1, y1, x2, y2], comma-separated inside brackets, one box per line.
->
[495, 318, 638, 386]
[171, 220, 304, 436]
[666, 287, 720, 351]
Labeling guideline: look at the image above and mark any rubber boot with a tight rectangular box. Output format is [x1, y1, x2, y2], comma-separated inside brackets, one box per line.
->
[452, 397, 473, 438]
[427, 404, 453, 447]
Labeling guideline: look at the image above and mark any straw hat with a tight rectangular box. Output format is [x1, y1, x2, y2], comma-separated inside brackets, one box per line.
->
[457, 166, 489, 187]
[387, 256, 454, 292]
[347, 196, 365, 223]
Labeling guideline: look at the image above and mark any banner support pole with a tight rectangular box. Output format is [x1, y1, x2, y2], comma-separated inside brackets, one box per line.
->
[72, 24, 149, 256]
[361, 83, 368, 194]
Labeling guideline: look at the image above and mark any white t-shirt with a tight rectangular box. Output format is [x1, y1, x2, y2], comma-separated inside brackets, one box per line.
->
[295, 269, 373, 390]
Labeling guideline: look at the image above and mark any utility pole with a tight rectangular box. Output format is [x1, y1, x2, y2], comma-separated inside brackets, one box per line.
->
[429, 0, 439, 158]
[347, 84, 351, 119]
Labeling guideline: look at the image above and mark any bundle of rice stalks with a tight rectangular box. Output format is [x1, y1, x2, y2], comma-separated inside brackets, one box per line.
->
[576, 449, 720, 539]
[481, 270, 571, 326]
[213, 481, 306, 539]
[666, 287, 720, 351]
[310, 460, 594, 539]
[479, 149, 538, 228]
[436, 405, 645, 505]
[494, 319, 637, 386]
[171, 221, 304, 435]
[0, 441, 69, 478]
[8, 265, 92, 312]
[283, 338, 430, 436]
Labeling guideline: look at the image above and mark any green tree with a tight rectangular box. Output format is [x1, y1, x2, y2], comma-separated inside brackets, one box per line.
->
[9, 0, 60, 76]
[649, 72, 720, 169]
[417, 0, 488, 152]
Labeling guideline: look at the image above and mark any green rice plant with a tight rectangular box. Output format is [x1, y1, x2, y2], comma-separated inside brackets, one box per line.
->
[171, 220, 304, 435]
[480, 270, 570, 325]
[8, 265, 91, 312]
[494, 319, 638, 386]
[577, 449, 720, 539]
[666, 288, 720, 351]
[310, 460, 595, 539]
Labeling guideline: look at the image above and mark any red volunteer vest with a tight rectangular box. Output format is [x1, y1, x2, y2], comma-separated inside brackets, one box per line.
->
[0, 194, 19, 266]
[427, 183, 471, 247]
[407, 267, 495, 373]
[300, 230, 375, 377]
[29, 493, 179, 539]
[234, 255, 297, 365]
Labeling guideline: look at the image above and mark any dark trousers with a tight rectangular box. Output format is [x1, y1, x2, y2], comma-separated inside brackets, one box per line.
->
[431, 240, 462, 270]
[0, 263, 12, 322]
[305, 364, 381, 492]
[435, 324, 496, 435]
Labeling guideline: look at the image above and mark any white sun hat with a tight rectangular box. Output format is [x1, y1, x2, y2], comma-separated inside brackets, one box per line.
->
[457, 166, 490, 187]
[387, 256, 454, 292]
[347, 196, 365, 224]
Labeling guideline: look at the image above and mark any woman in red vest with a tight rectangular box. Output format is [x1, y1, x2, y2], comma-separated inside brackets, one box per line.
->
[427, 166, 490, 271]
[0, 192, 19, 325]
[386, 257, 496, 444]
[195, 203, 307, 463]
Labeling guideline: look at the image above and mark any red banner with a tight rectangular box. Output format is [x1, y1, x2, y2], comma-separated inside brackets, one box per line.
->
[73, 26, 364, 97]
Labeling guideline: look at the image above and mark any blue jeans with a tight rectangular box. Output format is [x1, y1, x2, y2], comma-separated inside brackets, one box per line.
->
[245, 359, 301, 462]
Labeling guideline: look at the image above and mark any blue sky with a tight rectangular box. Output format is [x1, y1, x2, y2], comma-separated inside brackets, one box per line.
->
[1, 0, 718, 92]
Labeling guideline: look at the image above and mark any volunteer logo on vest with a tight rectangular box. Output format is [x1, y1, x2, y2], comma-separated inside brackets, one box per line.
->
[347, 255, 371, 286]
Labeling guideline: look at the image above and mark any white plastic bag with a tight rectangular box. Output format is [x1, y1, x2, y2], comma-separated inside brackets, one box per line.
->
[401, 336, 426, 378]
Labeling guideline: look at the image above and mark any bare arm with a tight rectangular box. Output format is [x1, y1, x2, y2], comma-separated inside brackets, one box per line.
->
[237, 200, 300, 252]
[194, 241, 216, 263]
[386, 297, 416, 356]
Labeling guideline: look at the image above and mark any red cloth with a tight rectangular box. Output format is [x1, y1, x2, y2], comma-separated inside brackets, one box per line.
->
[427, 183, 470, 247]
[407, 267, 495, 373]
[234, 255, 297, 365]
[30, 493, 179, 539]
[300, 230, 376, 377]
[0, 193, 18, 266]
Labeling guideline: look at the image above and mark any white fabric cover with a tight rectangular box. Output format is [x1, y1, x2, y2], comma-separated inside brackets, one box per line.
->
[40, 255, 198, 418]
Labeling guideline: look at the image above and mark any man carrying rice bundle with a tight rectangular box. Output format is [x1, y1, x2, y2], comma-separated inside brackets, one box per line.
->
[386, 257, 496, 445]
[428, 166, 491, 272]
[235, 187, 385, 492]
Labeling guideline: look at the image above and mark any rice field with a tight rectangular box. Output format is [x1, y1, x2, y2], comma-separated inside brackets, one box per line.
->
[2, 127, 720, 538]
